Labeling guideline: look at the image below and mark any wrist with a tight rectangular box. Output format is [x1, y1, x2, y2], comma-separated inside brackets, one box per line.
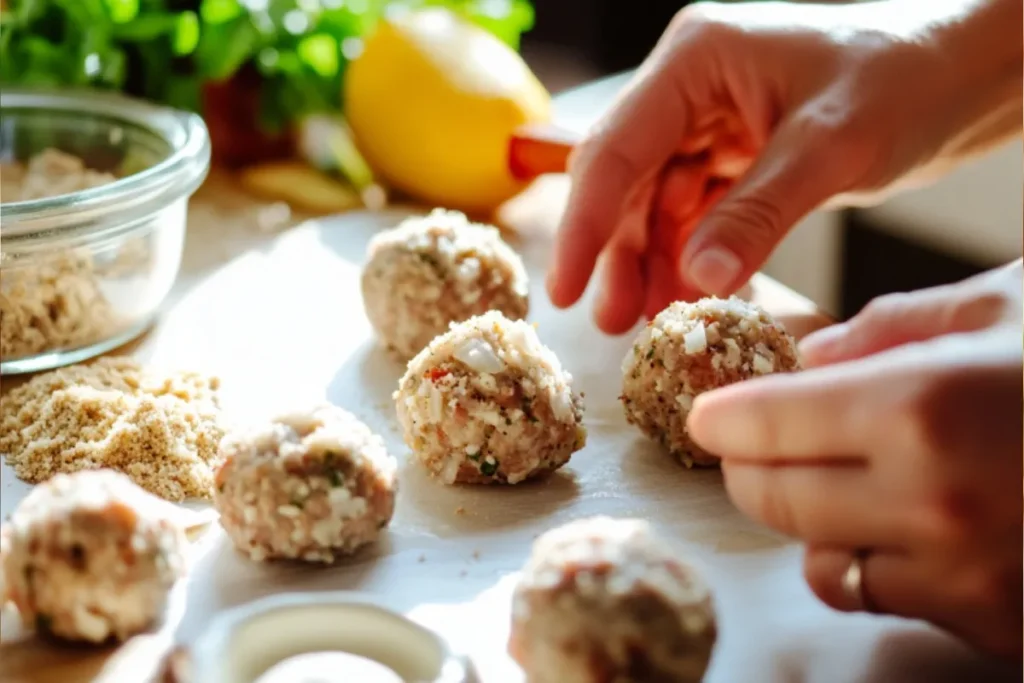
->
[919, 0, 1023, 162]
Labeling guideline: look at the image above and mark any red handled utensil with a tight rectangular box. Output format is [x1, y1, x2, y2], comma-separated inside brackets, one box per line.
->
[508, 123, 581, 181]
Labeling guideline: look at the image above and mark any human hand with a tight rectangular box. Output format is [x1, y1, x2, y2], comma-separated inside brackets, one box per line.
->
[687, 259, 1024, 658]
[547, 0, 1023, 334]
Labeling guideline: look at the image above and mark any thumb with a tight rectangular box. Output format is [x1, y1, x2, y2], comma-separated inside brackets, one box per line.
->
[800, 280, 1003, 367]
[678, 115, 845, 297]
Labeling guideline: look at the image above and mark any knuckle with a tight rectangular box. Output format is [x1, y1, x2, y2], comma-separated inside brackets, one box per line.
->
[944, 290, 1010, 332]
[579, 141, 643, 188]
[749, 475, 798, 537]
[960, 561, 1020, 619]
[672, 2, 728, 31]
[896, 373, 955, 456]
[709, 192, 786, 255]
[669, 2, 738, 47]
[914, 480, 978, 545]
[722, 464, 797, 536]
[791, 105, 881, 191]
[858, 292, 909, 323]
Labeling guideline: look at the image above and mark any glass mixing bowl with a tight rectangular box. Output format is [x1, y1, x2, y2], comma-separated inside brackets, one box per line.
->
[0, 89, 210, 375]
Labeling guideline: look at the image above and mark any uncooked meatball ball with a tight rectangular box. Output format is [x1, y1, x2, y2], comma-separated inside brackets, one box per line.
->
[395, 310, 586, 485]
[213, 404, 397, 563]
[509, 516, 717, 683]
[361, 208, 530, 358]
[621, 296, 800, 466]
[0, 469, 187, 643]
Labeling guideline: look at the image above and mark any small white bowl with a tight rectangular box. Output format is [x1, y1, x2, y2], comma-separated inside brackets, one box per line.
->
[189, 593, 478, 683]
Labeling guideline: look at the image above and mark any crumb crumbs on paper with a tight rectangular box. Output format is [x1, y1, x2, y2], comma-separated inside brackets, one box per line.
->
[455, 506, 466, 516]
[0, 357, 225, 501]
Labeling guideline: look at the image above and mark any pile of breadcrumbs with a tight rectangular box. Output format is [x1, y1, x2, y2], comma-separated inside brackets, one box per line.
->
[0, 357, 226, 501]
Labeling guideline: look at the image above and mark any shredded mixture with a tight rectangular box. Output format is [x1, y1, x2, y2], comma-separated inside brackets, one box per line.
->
[1, 147, 117, 202]
[621, 296, 800, 466]
[395, 310, 586, 485]
[510, 517, 717, 683]
[0, 357, 226, 501]
[0, 149, 123, 362]
[362, 208, 530, 359]
[214, 404, 397, 563]
[0, 469, 188, 643]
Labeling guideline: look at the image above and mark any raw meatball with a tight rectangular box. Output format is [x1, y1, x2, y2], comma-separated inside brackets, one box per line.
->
[213, 404, 398, 563]
[361, 208, 530, 358]
[394, 310, 586, 485]
[621, 296, 800, 466]
[509, 517, 717, 683]
[0, 469, 187, 643]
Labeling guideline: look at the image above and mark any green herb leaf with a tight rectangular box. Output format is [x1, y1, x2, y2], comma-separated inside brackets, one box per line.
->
[0, 0, 537, 136]
[200, 0, 243, 25]
[113, 13, 181, 42]
[297, 33, 340, 78]
[104, 0, 139, 24]
[480, 459, 498, 476]
[173, 11, 200, 56]
[196, 15, 259, 80]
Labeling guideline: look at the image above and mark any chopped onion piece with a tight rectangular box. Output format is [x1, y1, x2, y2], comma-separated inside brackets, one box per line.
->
[683, 322, 708, 354]
[454, 337, 505, 374]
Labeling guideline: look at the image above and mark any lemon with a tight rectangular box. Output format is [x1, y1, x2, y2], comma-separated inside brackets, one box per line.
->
[344, 8, 551, 215]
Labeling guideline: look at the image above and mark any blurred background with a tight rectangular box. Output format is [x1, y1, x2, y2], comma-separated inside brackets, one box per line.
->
[517, 0, 1024, 319]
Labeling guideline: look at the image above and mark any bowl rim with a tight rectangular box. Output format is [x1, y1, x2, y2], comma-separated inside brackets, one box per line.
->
[0, 87, 210, 243]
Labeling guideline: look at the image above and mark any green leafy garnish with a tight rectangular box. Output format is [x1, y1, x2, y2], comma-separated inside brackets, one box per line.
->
[480, 459, 498, 476]
[0, 0, 535, 133]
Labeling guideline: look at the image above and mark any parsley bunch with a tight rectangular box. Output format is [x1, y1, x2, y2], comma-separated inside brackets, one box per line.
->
[0, 0, 535, 131]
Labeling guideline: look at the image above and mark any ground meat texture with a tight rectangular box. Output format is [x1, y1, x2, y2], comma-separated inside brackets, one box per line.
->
[213, 404, 398, 563]
[361, 208, 529, 359]
[0, 470, 188, 643]
[509, 517, 717, 683]
[395, 310, 586, 485]
[620, 296, 800, 467]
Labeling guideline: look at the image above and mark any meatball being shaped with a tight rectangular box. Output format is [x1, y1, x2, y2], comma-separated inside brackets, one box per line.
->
[361, 208, 530, 358]
[509, 517, 717, 683]
[213, 404, 397, 563]
[395, 310, 586, 485]
[621, 296, 800, 466]
[0, 470, 188, 643]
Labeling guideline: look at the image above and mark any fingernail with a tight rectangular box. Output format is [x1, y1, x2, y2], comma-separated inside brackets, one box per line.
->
[684, 247, 742, 296]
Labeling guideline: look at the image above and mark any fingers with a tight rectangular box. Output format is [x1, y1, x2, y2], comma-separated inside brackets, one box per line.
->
[803, 546, 937, 619]
[687, 365, 872, 460]
[591, 176, 659, 333]
[799, 284, 986, 367]
[679, 116, 839, 297]
[594, 246, 646, 335]
[806, 546, 1024, 658]
[722, 460, 909, 546]
[548, 41, 694, 309]
[642, 162, 710, 319]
